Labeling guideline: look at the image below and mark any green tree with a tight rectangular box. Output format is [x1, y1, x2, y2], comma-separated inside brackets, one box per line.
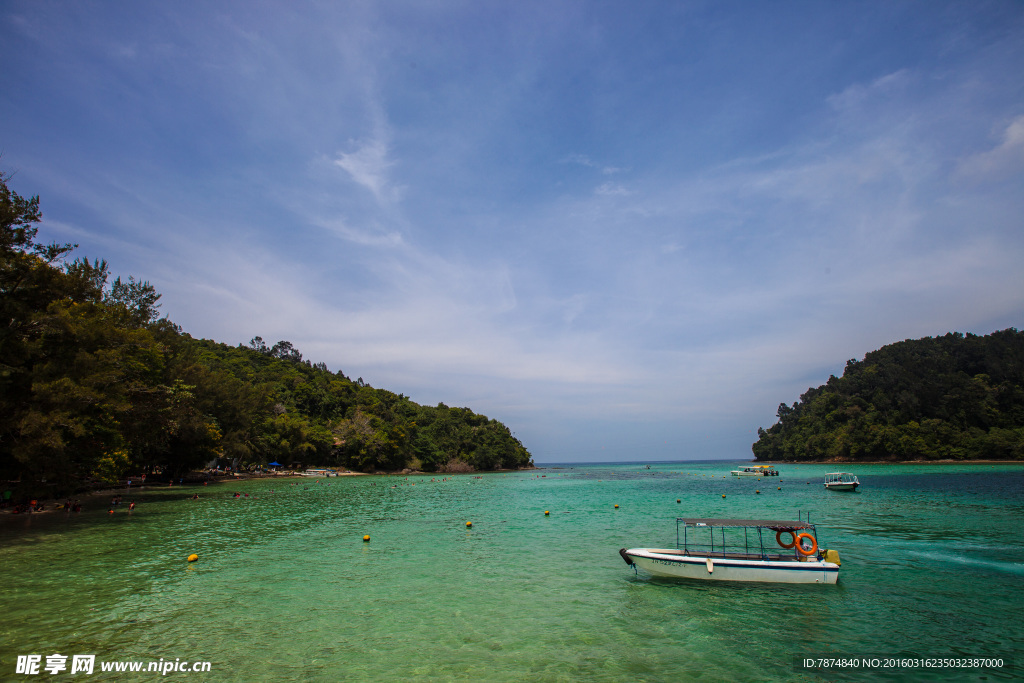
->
[753, 330, 1024, 462]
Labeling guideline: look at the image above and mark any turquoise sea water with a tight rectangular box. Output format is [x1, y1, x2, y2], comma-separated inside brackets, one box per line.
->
[2, 461, 1022, 682]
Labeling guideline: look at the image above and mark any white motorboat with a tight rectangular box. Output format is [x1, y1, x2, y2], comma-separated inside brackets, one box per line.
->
[730, 465, 779, 477]
[824, 472, 859, 491]
[620, 518, 840, 584]
[303, 468, 335, 477]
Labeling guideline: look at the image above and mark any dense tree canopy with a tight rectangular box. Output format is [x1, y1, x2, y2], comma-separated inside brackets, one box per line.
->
[1, 175, 532, 499]
[752, 330, 1024, 462]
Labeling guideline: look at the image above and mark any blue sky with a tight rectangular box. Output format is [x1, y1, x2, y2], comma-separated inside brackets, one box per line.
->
[3, 1, 1023, 462]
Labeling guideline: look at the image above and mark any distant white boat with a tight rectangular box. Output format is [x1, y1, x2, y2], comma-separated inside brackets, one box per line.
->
[303, 468, 335, 477]
[620, 517, 840, 584]
[731, 465, 779, 477]
[824, 472, 860, 491]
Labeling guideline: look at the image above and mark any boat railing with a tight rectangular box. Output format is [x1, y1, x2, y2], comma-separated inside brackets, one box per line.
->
[675, 518, 822, 560]
[679, 550, 805, 561]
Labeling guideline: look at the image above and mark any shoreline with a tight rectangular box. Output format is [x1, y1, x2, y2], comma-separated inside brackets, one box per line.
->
[1, 466, 539, 515]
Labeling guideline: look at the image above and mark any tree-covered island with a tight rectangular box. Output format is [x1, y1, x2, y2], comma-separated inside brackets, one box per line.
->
[1, 174, 532, 501]
[752, 329, 1024, 462]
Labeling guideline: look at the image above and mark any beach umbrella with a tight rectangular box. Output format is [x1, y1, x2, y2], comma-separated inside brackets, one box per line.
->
[268, 461, 282, 467]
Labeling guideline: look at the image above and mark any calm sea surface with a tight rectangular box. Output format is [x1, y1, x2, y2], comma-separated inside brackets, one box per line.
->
[2, 461, 1022, 682]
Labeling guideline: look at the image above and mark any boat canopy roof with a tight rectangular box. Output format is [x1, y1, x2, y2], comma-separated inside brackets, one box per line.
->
[679, 518, 815, 530]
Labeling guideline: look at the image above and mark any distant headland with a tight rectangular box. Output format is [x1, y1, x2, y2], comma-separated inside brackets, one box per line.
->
[752, 329, 1024, 462]
[1, 174, 533, 507]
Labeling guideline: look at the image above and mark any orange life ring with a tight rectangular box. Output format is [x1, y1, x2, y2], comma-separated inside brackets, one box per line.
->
[776, 530, 796, 549]
[795, 533, 818, 556]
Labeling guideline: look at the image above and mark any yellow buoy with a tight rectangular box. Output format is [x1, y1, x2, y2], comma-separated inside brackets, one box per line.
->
[466, 521, 472, 527]
[544, 511, 549, 515]
[614, 504, 619, 508]
[721, 494, 726, 498]
[676, 499, 680, 503]
[187, 554, 198, 562]
[363, 535, 370, 542]
[756, 490, 760, 494]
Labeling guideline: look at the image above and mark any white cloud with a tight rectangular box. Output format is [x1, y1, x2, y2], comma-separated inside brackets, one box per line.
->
[594, 181, 630, 196]
[334, 136, 400, 203]
[826, 69, 910, 112]
[957, 114, 1024, 179]
[563, 153, 627, 175]
[314, 217, 404, 248]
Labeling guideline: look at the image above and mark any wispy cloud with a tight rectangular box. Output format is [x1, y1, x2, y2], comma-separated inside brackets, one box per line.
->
[826, 69, 911, 112]
[314, 216, 404, 248]
[957, 115, 1024, 179]
[594, 181, 630, 196]
[562, 153, 627, 175]
[334, 135, 401, 204]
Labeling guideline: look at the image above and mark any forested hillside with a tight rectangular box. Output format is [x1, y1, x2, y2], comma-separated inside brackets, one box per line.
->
[752, 330, 1024, 461]
[1, 175, 531, 497]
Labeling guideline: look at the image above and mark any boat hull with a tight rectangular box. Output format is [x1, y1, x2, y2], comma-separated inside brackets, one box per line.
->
[825, 482, 858, 491]
[625, 549, 839, 584]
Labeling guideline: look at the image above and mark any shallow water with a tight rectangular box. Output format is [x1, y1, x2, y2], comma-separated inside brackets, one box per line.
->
[2, 461, 1021, 681]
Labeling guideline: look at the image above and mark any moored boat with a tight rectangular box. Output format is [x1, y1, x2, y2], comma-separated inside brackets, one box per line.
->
[303, 468, 336, 477]
[824, 472, 859, 491]
[620, 517, 840, 584]
[730, 464, 779, 477]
